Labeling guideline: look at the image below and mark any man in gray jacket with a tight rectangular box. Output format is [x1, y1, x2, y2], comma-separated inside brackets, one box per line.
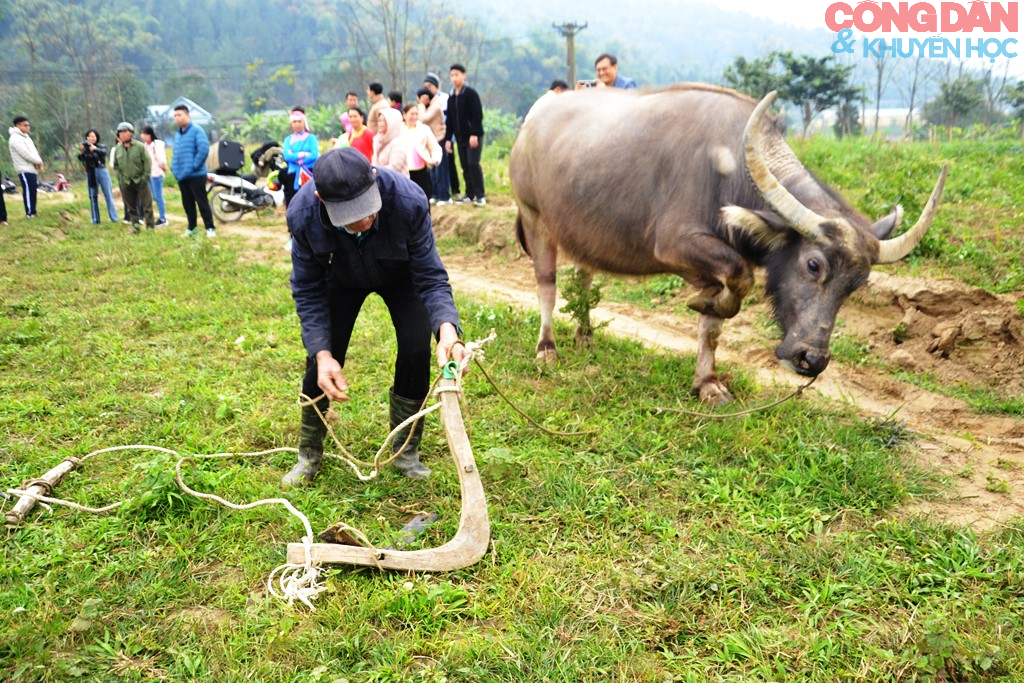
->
[8, 116, 44, 218]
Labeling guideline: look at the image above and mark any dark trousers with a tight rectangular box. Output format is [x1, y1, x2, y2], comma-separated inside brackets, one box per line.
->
[300, 282, 432, 411]
[409, 168, 432, 201]
[179, 176, 214, 230]
[119, 180, 154, 227]
[429, 144, 451, 201]
[18, 172, 37, 217]
[281, 169, 297, 207]
[0, 188, 6, 222]
[446, 144, 461, 197]
[455, 137, 485, 200]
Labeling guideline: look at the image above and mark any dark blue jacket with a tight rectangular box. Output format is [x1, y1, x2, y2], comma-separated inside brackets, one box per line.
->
[288, 167, 460, 357]
[170, 122, 209, 180]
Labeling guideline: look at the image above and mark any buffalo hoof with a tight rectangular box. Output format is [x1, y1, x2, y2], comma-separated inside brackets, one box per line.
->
[535, 347, 559, 364]
[573, 327, 594, 348]
[696, 381, 734, 407]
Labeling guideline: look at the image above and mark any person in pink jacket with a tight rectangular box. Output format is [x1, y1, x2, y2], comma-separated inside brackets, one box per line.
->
[141, 126, 169, 226]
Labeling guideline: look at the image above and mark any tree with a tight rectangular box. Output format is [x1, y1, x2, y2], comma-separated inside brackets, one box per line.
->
[1006, 80, 1024, 136]
[242, 60, 273, 115]
[777, 52, 857, 137]
[869, 53, 896, 136]
[921, 74, 987, 129]
[896, 56, 940, 139]
[980, 60, 1012, 127]
[161, 73, 219, 111]
[346, 0, 416, 93]
[722, 52, 788, 99]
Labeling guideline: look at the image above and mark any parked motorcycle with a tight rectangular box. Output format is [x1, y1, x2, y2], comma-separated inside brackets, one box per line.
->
[38, 174, 71, 193]
[2, 177, 16, 194]
[206, 143, 284, 222]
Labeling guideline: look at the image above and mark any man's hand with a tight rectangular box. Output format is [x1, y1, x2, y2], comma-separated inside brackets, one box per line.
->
[445, 140, 453, 154]
[469, 135, 479, 150]
[436, 322, 467, 368]
[315, 350, 349, 402]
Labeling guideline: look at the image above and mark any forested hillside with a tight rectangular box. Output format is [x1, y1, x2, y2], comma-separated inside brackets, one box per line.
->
[0, 0, 1017, 170]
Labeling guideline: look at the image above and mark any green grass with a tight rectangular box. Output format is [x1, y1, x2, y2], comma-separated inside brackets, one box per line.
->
[788, 136, 1024, 294]
[2, 185, 1024, 682]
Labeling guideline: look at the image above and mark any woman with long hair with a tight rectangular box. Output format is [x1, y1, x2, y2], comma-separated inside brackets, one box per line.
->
[77, 129, 118, 224]
[140, 126, 168, 226]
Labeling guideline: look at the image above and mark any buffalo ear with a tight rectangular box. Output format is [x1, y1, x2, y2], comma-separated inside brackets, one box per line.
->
[720, 206, 790, 250]
[869, 205, 903, 239]
[751, 209, 789, 232]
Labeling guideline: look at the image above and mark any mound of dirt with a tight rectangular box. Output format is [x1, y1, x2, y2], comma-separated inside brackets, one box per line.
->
[849, 272, 1024, 398]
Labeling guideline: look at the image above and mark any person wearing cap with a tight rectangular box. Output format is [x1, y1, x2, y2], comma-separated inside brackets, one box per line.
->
[282, 147, 466, 486]
[170, 104, 216, 238]
[111, 122, 155, 233]
[417, 87, 449, 205]
[422, 72, 455, 203]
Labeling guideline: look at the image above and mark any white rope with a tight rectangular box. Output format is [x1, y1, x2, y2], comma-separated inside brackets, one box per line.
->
[4, 333, 500, 610]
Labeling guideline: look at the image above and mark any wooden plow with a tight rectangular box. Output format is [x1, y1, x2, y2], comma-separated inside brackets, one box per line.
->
[6, 364, 491, 578]
[5, 458, 82, 527]
[286, 367, 491, 571]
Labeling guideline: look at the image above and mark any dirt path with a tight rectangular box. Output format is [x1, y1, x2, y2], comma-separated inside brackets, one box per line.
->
[226, 211, 1024, 531]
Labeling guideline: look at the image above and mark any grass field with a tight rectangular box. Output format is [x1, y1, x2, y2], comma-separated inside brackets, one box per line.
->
[2, 140, 1023, 682]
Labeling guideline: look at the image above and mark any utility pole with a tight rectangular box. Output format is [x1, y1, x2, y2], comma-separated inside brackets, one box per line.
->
[553, 22, 587, 86]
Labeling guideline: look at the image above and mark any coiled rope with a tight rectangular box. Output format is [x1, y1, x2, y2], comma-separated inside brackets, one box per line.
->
[5, 335, 498, 609]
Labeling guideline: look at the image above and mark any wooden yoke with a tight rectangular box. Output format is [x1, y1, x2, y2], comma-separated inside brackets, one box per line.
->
[285, 375, 490, 570]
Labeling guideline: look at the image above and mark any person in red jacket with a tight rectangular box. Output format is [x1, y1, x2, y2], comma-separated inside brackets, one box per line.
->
[344, 107, 374, 162]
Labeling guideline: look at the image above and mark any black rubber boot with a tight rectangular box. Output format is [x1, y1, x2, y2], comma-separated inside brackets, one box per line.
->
[282, 402, 328, 487]
[389, 387, 430, 479]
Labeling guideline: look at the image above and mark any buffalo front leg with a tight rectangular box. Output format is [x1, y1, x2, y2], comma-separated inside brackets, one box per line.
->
[692, 314, 734, 405]
[532, 237, 559, 362]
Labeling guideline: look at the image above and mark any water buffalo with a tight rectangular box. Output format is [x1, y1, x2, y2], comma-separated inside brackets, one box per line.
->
[510, 85, 947, 404]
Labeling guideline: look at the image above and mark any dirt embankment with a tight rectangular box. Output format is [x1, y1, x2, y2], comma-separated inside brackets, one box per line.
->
[230, 201, 1024, 531]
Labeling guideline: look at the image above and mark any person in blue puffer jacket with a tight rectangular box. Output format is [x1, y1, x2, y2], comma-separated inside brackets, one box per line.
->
[171, 104, 216, 238]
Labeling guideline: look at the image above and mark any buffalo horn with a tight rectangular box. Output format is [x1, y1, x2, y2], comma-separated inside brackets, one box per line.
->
[743, 91, 831, 244]
[875, 164, 948, 264]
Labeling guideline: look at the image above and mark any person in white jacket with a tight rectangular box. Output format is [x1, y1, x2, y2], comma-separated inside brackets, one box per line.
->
[371, 107, 409, 178]
[8, 116, 44, 218]
[401, 103, 442, 201]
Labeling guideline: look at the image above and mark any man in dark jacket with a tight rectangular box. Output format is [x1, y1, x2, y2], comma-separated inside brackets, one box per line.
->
[445, 63, 487, 206]
[282, 148, 466, 486]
